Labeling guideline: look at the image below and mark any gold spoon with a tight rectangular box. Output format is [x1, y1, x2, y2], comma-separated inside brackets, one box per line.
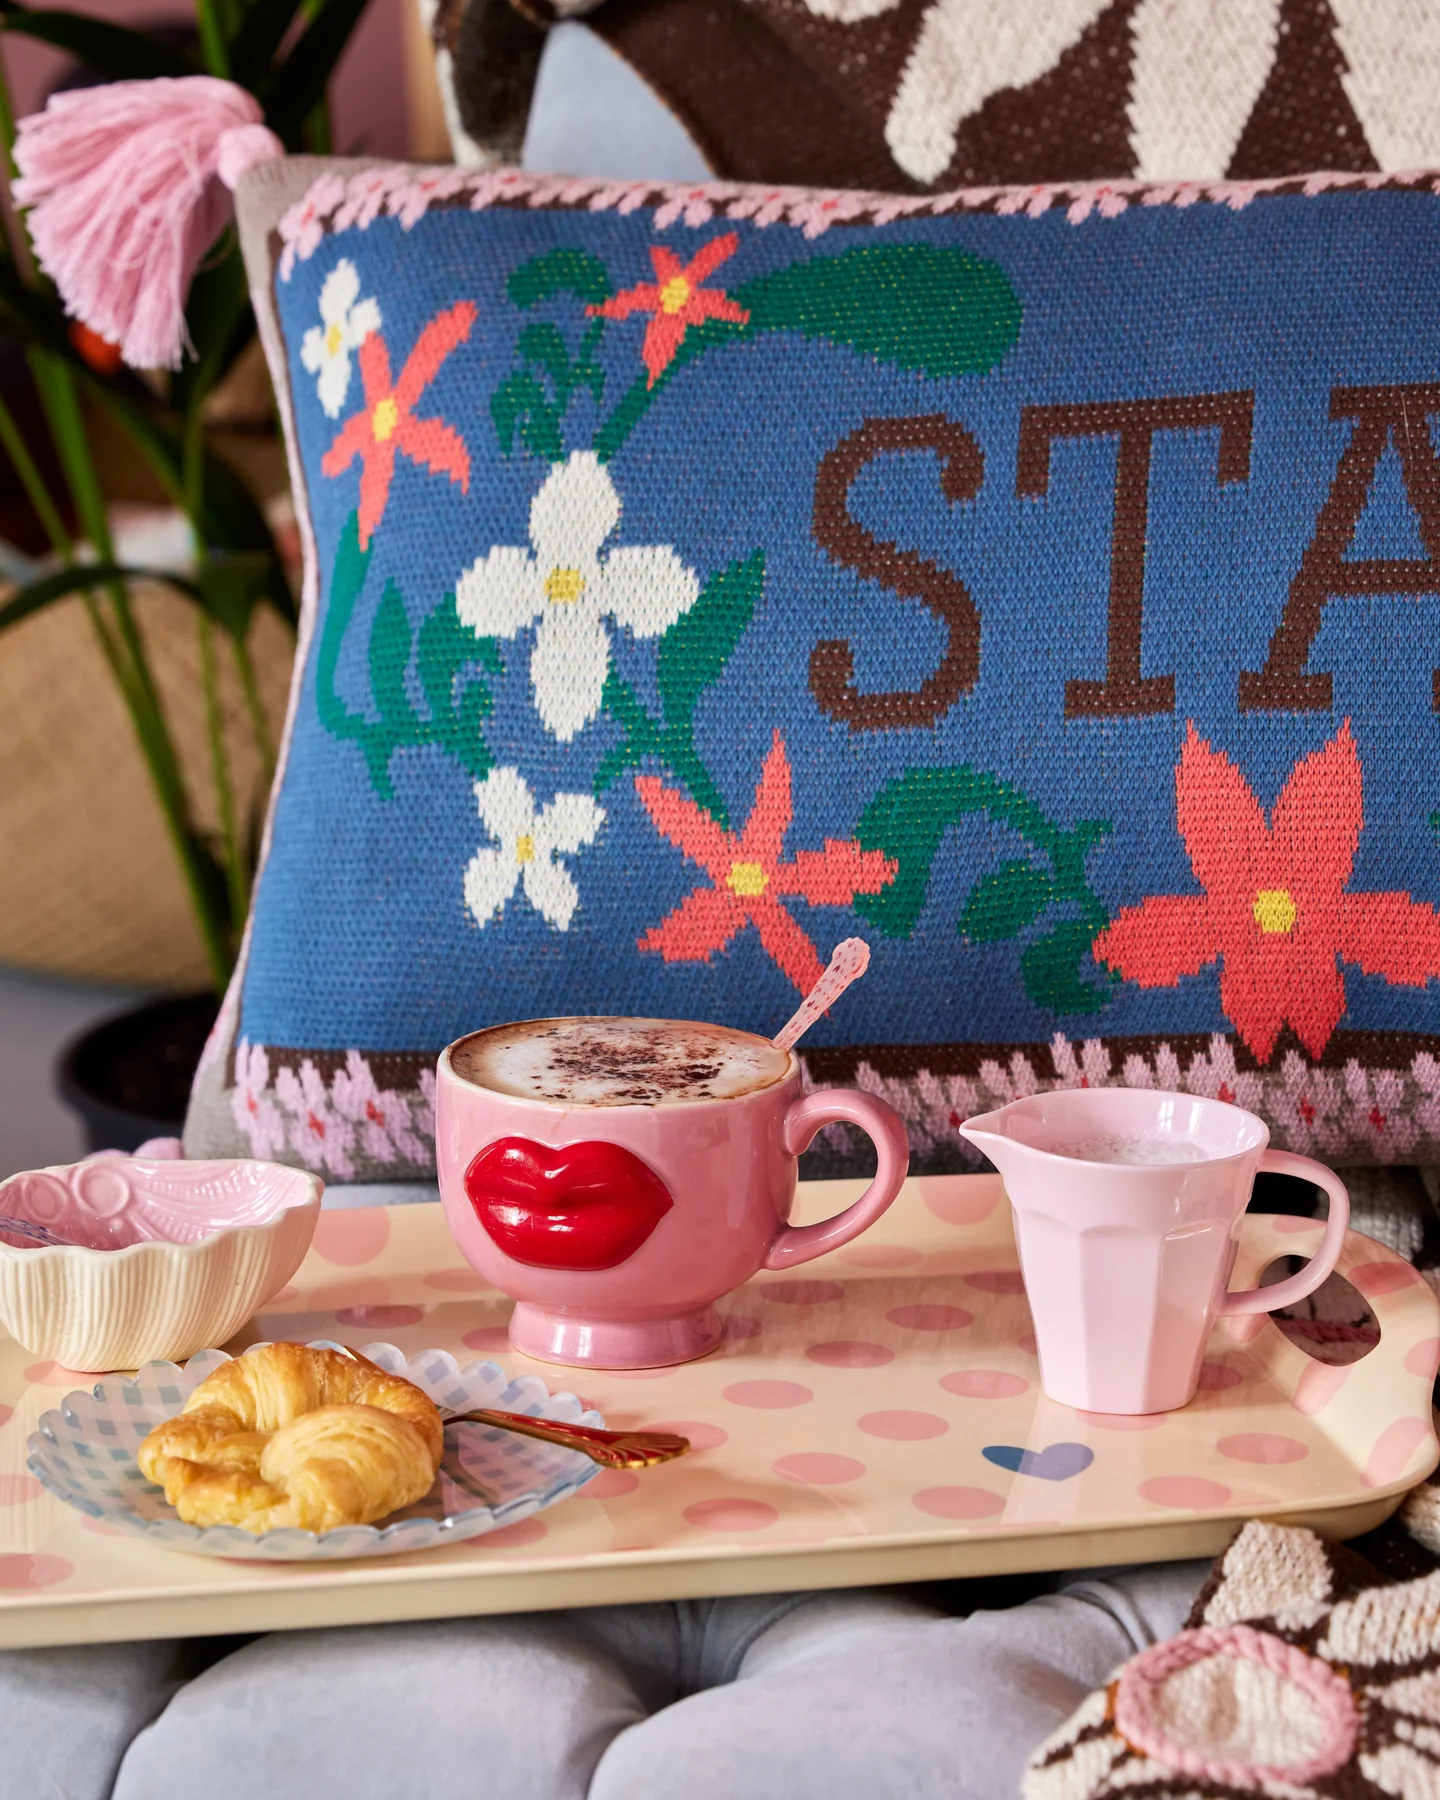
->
[335, 1344, 689, 1472]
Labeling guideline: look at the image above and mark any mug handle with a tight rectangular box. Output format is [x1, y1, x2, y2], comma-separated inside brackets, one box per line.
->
[763, 1089, 910, 1272]
[1217, 1150, 1350, 1316]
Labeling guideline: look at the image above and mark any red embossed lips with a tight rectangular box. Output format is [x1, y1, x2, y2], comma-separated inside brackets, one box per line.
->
[464, 1137, 673, 1271]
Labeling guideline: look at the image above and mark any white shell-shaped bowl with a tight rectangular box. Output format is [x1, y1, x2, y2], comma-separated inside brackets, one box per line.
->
[0, 1159, 321, 1370]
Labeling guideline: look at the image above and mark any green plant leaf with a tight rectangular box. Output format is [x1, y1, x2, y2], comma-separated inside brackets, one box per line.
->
[228, 0, 306, 87]
[490, 370, 562, 461]
[960, 860, 1053, 943]
[855, 765, 1044, 939]
[508, 249, 612, 310]
[657, 551, 763, 730]
[0, 2, 198, 76]
[191, 551, 275, 638]
[368, 582, 414, 728]
[261, 0, 371, 142]
[1019, 920, 1111, 1015]
[173, 242, 254, 415]
[0, 554, 271, 641]
[738, 245, 1021, 378]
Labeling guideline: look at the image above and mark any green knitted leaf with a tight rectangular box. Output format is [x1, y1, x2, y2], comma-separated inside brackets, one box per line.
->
[657, 551, 764, 729]
[1019, 921, 1111, 1015]
[738, 245, 1022, 378]
[960, 861, 1053, 943]
[508, 249, 613, 310]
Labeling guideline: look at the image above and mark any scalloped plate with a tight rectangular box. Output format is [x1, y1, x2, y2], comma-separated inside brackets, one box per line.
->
[27, 1340, 601, 1561]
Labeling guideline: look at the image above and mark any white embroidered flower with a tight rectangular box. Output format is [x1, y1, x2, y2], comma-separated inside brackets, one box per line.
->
[1050, 1034, 1111, 1088]
[977, 1049, 1041, 1104]
[230, 1039, 286, 1161]
[1268, 1052, 1347, 1157]
[1184, 1034, 1264, 1114]
[464, 767, 604, 932]
[300, 260, 381, 419]
[273, 1059, 355, 1179]
[1343, 1062, 1418, 1160]
[415, 1067, 438, 1142]
[329, 1050, 427, 1165]
[1412, 1052, 1440, 1144]
[1119, 1042, 1182, 1090]
[455, 451, 700, 741]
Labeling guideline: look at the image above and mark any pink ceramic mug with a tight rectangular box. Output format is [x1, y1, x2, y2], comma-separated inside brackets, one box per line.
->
[960, 1087, 1350, 1414]
[436, 1017, 910, 1368]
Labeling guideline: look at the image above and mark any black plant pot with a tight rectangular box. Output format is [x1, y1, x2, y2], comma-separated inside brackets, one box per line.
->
[57, 994, 219, 1154]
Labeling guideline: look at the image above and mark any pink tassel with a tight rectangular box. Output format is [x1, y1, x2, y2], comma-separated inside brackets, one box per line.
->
[14, 77, 284, 371]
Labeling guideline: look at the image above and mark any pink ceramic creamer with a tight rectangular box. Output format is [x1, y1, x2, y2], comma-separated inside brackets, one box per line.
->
[960, 1087, 1350, 1414]
[436, 1023, 909, 1368]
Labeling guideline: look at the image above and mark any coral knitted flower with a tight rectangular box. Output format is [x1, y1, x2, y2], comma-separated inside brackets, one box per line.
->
[1092, 722, 1440, 1061]
[320, 301, 474, 548]
[636, 731, 896, 995]
[588, 234, 749, 386]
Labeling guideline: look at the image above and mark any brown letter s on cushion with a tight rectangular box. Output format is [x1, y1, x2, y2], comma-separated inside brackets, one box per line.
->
[810, 414, 983, 732]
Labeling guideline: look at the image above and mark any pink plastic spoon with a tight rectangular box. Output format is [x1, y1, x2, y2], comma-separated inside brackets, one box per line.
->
[772, 938, 871, 1053]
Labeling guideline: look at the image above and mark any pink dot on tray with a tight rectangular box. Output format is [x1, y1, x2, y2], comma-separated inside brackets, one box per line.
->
[965, 1269, 1026, 1294]
[941, 1370, 1028, 1400]
[684, 1498, 779, 1533]
[912, 1486, 1005, 1520]
[761, 1280, 844, 1306]
[311, 1208, 390, 1267]
[887, 1305, 974, 1332]
[1407, 1338, 1440, 1380]
[806, 1340, 895, 1369]
[1196, 1360, 1243, 1392]
[1362, 1416, 1431, 1489]
[648, 1420, 728, 1451]
[461, 1326, 512, 1354]
[580, 1470, 640, 1500]
[775, 1453, 866, 1485]
[1218, 1432, 1308, 1465]
[0, 1475, 41, 1505]
[859, 1410, 949, 1440]
[482, 1516, 548, 1549]
[1139, 1475, 1233, 1509]
[721, 1314, 763, 1342]
[723, 1380, 813, 1409]
[0, 1554, 72, 1590]
[1349, 1261, 1420, 1297]
[423, 1268, 489, 1292]
[838, 1243, 922, 1269]
[335, 1304, 423, 1329]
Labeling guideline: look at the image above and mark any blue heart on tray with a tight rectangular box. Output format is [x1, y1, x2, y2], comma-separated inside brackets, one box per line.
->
[982, 1443, 1094, 1481]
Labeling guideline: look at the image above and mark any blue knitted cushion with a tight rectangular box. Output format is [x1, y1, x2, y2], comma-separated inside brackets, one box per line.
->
[186, 159, 1440, 1181]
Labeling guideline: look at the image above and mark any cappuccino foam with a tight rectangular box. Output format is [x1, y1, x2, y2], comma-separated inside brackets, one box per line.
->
[451, 1018, 791, 1107]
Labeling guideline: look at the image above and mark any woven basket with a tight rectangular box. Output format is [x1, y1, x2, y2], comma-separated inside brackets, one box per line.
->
[0, 582, 293, 988]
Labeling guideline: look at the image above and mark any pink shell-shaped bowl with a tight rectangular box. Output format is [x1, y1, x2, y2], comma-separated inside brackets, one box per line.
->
[0, 1159, 322, 1371]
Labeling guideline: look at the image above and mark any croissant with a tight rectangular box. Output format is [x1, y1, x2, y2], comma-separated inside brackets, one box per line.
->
[138, 1343, 444, 1534]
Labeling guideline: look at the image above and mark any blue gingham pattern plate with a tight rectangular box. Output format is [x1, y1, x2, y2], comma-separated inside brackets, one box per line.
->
[27, 1340, 600, 1560]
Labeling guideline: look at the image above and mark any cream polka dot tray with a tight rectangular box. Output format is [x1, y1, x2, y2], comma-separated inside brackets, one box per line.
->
[0, 1176, 1435, 1649]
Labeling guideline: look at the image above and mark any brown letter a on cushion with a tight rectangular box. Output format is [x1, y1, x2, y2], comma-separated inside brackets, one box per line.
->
[1240, 382, 1440, 712]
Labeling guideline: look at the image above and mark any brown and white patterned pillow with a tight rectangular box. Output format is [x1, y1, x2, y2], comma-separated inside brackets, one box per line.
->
[1026, 1520, 1440, 1799]
[440, 0, 1440, 194]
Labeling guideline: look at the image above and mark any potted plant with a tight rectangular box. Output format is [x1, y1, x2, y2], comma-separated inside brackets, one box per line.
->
[0, 0, 375, 1146]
